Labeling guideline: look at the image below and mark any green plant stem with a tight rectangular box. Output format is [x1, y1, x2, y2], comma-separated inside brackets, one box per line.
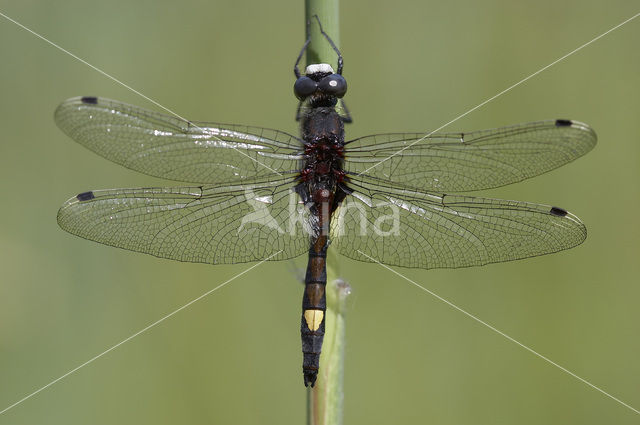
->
[304, 0, 341, 70]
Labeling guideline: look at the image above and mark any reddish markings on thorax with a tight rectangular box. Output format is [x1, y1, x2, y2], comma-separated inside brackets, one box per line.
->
[300, 139, 346, 183]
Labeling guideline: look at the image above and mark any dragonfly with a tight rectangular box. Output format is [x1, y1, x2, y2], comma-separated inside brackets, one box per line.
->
[56, 22, 596, 387]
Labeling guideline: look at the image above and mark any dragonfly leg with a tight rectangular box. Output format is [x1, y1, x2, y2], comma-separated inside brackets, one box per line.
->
[312, 15, 344, 75]
[294, 25, 311, 78]
[295, 100, 304, 122]
[339, 99, 353, 123]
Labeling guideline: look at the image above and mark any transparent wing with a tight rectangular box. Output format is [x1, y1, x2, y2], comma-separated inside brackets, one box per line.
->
[55, 97, 303, 184]
[57, 176, 311, 264]
[331, 177, 586, 269]
[345, 120, 596, 192]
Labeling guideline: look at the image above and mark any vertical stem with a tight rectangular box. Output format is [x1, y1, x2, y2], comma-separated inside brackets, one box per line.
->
[304, 0, 341, 69]
[303, 1, 346, 424]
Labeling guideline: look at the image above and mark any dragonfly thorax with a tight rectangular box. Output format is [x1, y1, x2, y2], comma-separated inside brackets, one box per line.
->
[298, 103, 346, 200]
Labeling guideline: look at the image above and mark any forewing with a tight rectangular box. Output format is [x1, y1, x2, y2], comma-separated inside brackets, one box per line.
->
[345, 120, 596, 192]
[331, 177, 586, 269]
[57, 177, 311, 264]
[55, 97, 303, 184]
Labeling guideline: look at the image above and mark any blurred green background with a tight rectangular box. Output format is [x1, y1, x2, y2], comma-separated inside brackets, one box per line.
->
[1, 1, 638, 424]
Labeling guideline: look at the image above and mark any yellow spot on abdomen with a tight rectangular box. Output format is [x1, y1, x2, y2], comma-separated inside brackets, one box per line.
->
[304, 309, 324, 331]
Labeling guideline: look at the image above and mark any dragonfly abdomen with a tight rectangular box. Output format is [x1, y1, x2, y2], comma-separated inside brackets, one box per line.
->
[301, 248, 327, 387]
[300, 184, 333, 387]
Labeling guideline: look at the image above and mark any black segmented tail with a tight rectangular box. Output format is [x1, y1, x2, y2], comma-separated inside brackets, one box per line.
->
[301, 249, 327, 387]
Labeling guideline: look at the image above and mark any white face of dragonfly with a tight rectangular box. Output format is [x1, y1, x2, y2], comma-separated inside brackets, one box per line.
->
[305, 63, 334, 75]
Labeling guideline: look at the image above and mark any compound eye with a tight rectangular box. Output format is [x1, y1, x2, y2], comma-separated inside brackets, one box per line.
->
[293, 76, 317, 100]
[318, 74, 347, 98]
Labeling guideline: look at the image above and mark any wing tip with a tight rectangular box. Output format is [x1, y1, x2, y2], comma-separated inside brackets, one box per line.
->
[54, 96, 100, 130]
[556, 118, 597, 140]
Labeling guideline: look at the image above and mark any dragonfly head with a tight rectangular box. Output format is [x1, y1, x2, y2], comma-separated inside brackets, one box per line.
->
[293, 63, 347, 104]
